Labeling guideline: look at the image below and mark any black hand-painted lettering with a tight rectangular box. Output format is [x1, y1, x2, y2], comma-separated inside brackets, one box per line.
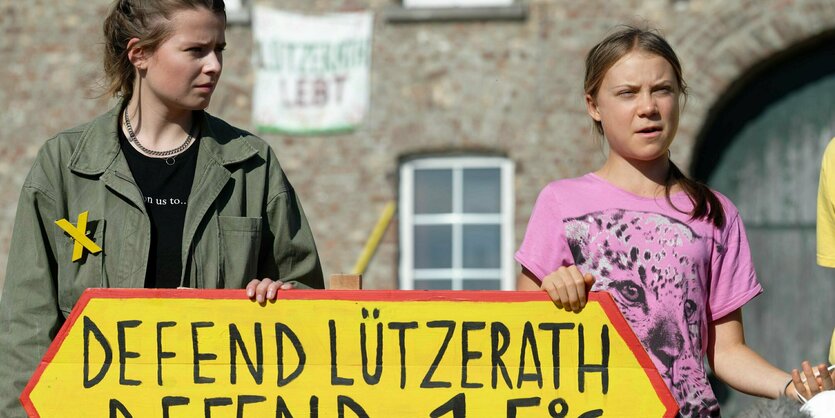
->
[516, 322, 543, 389]
[192, 322, 217, 384]
[162, 396, 189, 418]
[156, 322, 177, 386]
[388, 321, 418, 389]
[117, 320, 142, 386]
[538, 323, 575, 389]
[578, 324, 609, 394]
[491, 322, 512, 390]
[229, 323, 264, 385]
[421, 320, 455, 388]
[337, 396, 369, 418]
[461, 321, 486, 389]
[83, 316, 112, 388]
[429, 393, 465, 418]
[329, 320, 354, 385]
[360, 308, 383, 385]
[275, 396, 294, 418]
[310, 396, 319, 418]
[275, 323, 306, 386]
[578, 410, 604, 418]
[204, 397, 233, 418]
[109, 399, 133, 418]
[548, 398, 568, 418]
[237, 395, 267, 418]
[507, 398, 540, 418]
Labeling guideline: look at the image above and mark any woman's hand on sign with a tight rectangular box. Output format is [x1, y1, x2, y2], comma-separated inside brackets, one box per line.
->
[246, 278, 295, 304]
[786, 361, 835, 402]
[540, 266, 595, 313]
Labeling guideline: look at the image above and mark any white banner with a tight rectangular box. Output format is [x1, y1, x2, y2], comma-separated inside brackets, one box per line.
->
[252, 8, 373, 135]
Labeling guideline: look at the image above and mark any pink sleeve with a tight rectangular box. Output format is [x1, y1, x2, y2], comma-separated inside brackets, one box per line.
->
[514, 184, 576, 282]
[708, 211, 763, 321]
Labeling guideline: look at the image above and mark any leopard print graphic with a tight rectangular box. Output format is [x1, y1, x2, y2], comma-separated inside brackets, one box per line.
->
[564, 208, 721, 417]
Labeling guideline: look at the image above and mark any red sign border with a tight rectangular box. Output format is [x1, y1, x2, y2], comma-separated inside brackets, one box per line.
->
[21, 289, 679, 418]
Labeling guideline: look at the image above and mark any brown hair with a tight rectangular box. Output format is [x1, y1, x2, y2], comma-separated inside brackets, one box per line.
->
[102, 0, 226, 100]
[584, 26, 725, 228]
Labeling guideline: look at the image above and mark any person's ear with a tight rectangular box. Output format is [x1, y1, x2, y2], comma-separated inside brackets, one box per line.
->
[126, 38, 149, 70]
[585, 93, 601, 122]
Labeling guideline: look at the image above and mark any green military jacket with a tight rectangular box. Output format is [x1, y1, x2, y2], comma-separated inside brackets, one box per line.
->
[0, 103, 324, 416]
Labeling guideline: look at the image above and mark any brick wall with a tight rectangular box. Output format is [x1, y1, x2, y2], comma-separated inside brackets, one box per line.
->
[2, 0, 835, 292]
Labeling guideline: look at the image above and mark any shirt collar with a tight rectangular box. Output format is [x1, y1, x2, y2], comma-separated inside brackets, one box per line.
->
[68, 100, 258, 175]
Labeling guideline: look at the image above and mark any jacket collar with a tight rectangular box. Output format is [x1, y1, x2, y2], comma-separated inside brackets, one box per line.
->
[68, 101, 258, 175]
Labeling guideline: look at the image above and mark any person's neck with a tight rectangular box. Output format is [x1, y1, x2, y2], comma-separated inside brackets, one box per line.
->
[595, 155, 675, 198]
[123, 97, 194, 151]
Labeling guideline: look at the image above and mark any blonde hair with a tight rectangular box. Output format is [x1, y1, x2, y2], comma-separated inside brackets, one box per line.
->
[102, 0, 226, 99]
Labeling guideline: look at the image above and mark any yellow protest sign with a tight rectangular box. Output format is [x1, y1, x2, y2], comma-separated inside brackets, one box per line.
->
[22, 289, 678, 417]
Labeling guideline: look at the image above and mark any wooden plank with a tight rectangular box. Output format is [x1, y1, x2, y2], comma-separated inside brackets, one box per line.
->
[328, 274, 362, 290]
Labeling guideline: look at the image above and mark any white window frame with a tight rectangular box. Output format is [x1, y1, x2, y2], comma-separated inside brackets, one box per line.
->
[403, 0, 514, 8]
[399, 156, 515, 291]
[386, 0, 527, 23]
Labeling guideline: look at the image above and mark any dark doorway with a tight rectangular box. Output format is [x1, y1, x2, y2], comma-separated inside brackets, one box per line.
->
[692, 31, 835, 415]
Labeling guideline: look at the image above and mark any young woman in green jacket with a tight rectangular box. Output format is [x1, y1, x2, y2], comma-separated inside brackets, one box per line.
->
[0, 1, 324, 415]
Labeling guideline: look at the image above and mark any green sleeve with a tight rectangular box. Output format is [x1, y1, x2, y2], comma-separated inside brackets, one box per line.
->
[0, 163, 63, 417]
[257, 150, 324, 289]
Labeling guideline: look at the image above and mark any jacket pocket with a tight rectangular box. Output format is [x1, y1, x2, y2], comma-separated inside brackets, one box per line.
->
[218, 216, 262, 287]
[54, 219, 106, 315]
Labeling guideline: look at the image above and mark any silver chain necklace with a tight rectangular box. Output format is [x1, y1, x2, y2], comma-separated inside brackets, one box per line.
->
[123, 110, 195, 165]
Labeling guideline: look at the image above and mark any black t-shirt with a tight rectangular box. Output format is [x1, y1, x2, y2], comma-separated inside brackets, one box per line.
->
[118, 126, 199, 289]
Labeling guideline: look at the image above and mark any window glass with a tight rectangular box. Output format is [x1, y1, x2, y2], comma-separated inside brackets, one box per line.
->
[415, 169, 453, 214]
[462, 224, 501, 268]
[414, 224, 452, 268]
[462, 168, 501, 213]
[462, 279, 501, 290]
[414, 279, 453, 290]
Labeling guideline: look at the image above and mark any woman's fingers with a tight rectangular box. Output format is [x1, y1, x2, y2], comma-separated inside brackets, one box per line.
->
[266, 280, 285, 300]
[566, 267, 586, 312]
[791, 368, 806, 401]
[541, 267, 592, 313]
[255, 279, 273, 303]
[246, 279, 260, 298]
[556, 279, 577, 312]
[542, 280, 565, 310]
[247, 278, 294, 303]
[582, 273, 595, 309]
[818, 363, 834, 391]
[802, 361, 822, 397]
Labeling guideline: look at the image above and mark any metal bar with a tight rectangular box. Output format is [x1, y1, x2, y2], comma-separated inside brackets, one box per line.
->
[353, 201, 397, 275]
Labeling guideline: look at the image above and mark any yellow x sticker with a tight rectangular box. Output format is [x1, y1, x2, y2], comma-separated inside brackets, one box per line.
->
[55, 211, 102, 262]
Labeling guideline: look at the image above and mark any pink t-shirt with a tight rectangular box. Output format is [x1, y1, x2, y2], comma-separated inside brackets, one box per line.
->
[515, 173, 762, 417]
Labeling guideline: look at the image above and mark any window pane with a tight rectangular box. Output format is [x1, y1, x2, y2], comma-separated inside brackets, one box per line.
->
[462, 224, 501, 268]
[414, 279, 452, 290]
[414, 169, 452, 214]
[414, 225, 452, 268]
[462, 168, 501, 213]
[462, 279, 501, 290]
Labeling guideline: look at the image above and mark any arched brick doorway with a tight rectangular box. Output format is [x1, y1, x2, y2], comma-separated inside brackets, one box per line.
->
[692, 31, 835, 414]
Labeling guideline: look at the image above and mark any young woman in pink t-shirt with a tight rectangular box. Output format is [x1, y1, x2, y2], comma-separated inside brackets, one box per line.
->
[515, 26, 834, 417]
